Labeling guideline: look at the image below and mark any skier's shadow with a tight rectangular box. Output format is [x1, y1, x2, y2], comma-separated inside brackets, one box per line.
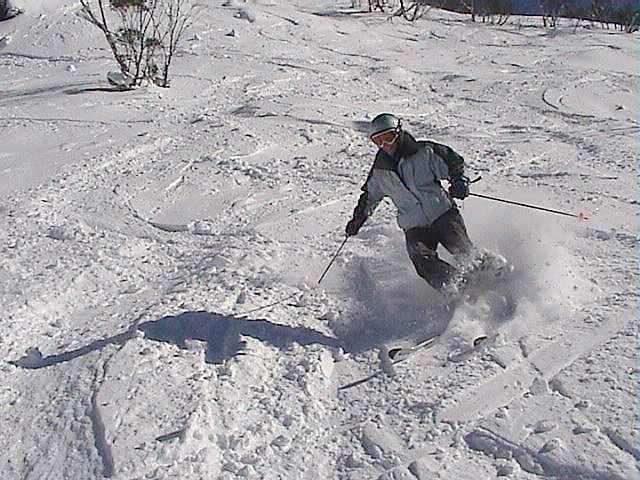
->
[336, 254, 453, 355]
[10, 311, 342, 369]
[138, 311, 342, 364]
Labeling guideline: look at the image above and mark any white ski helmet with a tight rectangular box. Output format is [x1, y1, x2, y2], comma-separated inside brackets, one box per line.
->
[369, 113, 401, 139]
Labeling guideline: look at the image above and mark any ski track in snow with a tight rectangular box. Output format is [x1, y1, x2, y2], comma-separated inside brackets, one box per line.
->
[1, 0, 637, 479]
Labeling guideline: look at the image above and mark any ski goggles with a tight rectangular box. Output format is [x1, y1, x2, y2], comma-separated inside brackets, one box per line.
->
[371, 129, 399, 147]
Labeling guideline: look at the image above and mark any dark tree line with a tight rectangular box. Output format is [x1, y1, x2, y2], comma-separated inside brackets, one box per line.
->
[368, 0, 640, 31]
[538, 0, 639, 31]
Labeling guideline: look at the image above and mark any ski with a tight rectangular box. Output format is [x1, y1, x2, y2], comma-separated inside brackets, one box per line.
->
[387, 335, 441, 361]
[447, 334, 497, 362]
[388, 333, 495, 363]
[339, 335, 441, 390]
[339, 334, 497, 390]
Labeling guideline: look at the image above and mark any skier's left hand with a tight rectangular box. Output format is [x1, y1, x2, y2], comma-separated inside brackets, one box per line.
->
[346, 215, 366, 236]
[449, 174, 470, 199]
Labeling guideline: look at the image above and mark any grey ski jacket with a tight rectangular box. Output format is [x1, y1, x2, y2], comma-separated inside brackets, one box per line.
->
[352, 132, 465, 231]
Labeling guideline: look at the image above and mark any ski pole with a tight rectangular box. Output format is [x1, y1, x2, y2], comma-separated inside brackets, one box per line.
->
[236, 237, 349, 317]
[317, 236, 349, 285]
[469, 192, 588, 220]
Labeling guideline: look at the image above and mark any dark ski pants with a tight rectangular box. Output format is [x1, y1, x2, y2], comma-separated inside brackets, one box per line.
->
[404, 208, 473, 291]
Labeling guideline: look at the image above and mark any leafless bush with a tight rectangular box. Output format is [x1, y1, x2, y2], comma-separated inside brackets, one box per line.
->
[79, 0, 194, 88]
[150, 0, 193, 86]
[482, 0, 512, 24]
[560, 2, 589, 30]
[612, 0, 640, 32]
[539, 0, 565, 28]
[590, 0, 614, 28]
[393, 0, 432, 20]
[366, 0, 397, 12]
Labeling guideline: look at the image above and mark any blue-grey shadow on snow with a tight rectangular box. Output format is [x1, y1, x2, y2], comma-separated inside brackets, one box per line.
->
[138, 311, 342, 364]
[9, 311, 341, 369]
[334, 248, 454, 355]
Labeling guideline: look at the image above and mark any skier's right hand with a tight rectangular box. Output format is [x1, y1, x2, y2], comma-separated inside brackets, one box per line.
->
[449, 174, 470, 199]
[345, 215, 366, 236]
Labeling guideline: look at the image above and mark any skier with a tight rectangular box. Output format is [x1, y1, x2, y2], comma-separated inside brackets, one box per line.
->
[345, 113, 505, 299]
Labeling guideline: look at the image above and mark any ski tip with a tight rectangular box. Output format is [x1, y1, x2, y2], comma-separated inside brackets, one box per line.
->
[473, 335, 489, 347]
[387, 348, 401, 360]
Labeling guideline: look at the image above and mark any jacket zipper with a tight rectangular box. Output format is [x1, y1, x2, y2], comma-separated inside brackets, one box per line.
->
[394, 156, 433, 224]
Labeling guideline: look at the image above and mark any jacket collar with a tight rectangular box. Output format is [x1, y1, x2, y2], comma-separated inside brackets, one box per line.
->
[395, 132, 419, 159]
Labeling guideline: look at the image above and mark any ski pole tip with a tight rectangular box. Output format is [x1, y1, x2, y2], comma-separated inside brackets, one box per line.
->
[577, 212, 589, 221]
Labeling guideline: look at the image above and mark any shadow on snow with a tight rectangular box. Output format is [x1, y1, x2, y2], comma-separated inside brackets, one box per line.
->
[9, 311, 342, 369]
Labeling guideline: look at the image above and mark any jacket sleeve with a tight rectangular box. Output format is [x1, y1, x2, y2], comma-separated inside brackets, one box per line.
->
[353, 168, 385, 220]
[428, 142, 466, 179]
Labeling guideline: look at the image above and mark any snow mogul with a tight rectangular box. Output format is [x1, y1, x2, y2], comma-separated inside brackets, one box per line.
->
[345, 113, 507, 299]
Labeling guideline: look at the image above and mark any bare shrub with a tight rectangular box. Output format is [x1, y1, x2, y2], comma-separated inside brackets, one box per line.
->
[482, 0, 512, 24]
[612, 0, 640, 32]
[459, 0, 493, 23]
[539, 0, 565, 27]
[79, 0, 194, 88]
[150, 0, 193, 86]
[393, 0, 432, 20]
[367, 0, 397, 12]
[590, 0, 614, 28]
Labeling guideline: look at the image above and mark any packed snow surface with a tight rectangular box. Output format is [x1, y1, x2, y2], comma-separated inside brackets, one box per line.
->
[0, 1, 637, 479]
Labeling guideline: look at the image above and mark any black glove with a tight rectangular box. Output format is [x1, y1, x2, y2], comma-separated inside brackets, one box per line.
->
[346, 215, 367, 236]
[449, 174, 470, 200]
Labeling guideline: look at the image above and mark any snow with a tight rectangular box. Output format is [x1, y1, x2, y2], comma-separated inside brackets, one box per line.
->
[1, 0, 638, 479]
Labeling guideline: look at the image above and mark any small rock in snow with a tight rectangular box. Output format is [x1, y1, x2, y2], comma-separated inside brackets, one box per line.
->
[594, 229, 611, 240]
[345, 453, 364, 469]
[319, 310, 337, 321]
[139, 346, 153, 356]
[516, 452, 544, 474]
[46, 225, 73, 241]
[237, 465, 254, 478]
[329, 346, 346, 362]
[575, 399, 590, 410]
[226, 29, 236, 37]
[281, 414, 295, 427]
[496, 462, 516, 476]
[573, 423, 597, 434]
[518, 335, 536, 357]
[222, 461, 240, 473]
[539, 438, 561, 454]
[240, 453, 259, 465]
[295, 293, 310, 307]
[236, 290, 247, 304]
[529, 377, 549, 395]
[549, 377, 573, 398]
[408, 458, 435, 479]
[237, 8, 256, 23]
[378, 348, 396, 377]
[532, 420, 557, 434]
[496, 407, 509, 419]
[184, 339, 206, 352]
[271, 435, 290, 447]
[319, 350, 334, 378]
